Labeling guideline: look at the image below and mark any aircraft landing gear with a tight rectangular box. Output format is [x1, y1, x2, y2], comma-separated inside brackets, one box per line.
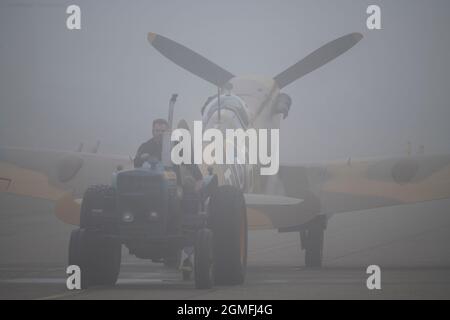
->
[300, 215, 327, 268]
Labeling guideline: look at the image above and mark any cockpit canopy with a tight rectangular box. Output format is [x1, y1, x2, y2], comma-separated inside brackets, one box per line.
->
[202, 94, 250, 130]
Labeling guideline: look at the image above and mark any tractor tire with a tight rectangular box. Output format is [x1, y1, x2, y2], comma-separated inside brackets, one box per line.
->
[208, 185, 247, 285]
[68, 228, 121, 288]
[68, 228, 88, 289]
[194, 228, 213, 289]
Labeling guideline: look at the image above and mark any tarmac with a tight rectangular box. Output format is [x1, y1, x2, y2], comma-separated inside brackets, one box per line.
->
[1, 193, 450, 300]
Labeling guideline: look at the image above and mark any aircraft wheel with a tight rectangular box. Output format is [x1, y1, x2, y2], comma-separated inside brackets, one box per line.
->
[304, 216, 326, 268]
[194, 228, 214, 289]
[68, 229, 121, 288]
[208, 185, 247, 285]
[182, 269, 192, 281]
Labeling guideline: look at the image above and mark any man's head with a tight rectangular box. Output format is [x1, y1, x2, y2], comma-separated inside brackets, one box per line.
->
[152, 119, 169, 142]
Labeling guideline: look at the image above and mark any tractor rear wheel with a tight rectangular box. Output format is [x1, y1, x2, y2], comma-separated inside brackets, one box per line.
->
[208, 186, 247, 285]
[194, 228, 213, 289]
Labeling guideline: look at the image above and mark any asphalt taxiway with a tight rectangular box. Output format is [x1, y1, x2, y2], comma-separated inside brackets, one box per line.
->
[1, 194, 450, 299]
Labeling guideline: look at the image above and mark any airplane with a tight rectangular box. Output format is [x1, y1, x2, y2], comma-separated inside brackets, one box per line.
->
[1, 32, 450, 269]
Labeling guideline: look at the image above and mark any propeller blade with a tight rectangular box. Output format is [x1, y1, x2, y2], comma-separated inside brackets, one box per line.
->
[274, 33, 363, 89]
[148, 32, 235, 87]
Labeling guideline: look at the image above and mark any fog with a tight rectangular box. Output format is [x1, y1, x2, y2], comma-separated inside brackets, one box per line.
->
[1, 0, 449, 163]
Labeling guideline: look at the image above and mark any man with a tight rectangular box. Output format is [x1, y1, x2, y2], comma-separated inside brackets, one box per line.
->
[134, 118, 169, 168]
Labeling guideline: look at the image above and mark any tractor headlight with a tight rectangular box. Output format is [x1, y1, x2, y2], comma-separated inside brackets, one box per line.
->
[147, 211, 159, 221]
[146, 211, 159, 221]
[122, 211, 134, 223]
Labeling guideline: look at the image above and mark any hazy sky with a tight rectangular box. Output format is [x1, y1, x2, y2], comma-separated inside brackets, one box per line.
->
[1, 0, 449, 163]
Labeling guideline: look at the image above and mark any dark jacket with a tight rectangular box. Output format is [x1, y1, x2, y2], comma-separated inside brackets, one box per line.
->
[134, 138, 162, 168]
[134, 138, 203, 182]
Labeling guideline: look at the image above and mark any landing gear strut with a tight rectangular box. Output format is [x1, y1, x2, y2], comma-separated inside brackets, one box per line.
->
[300, 215, 327, 268]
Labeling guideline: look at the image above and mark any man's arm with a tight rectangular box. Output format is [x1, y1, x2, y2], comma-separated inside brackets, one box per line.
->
[134, 143, 145, 168]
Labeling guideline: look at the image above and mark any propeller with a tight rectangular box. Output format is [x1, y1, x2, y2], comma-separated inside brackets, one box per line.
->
[147, 32, 235, 88]
[274, 33, 363, 89]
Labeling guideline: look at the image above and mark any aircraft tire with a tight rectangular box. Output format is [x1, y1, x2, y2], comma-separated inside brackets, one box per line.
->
[304, 220, 325, 268]
[182, 269, 192, 281]
[208, 185, 247, 285]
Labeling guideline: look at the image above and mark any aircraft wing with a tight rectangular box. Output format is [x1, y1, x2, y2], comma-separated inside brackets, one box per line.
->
[2, 146, 450, 230]
[244, 194, 314, 230]
[243, 153, 450, 231]
[273, 154, 450, 216]
[0, 146, 132, 225]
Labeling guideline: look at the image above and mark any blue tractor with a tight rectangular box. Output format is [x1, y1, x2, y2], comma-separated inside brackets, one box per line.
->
[68, 95, 248, 289]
